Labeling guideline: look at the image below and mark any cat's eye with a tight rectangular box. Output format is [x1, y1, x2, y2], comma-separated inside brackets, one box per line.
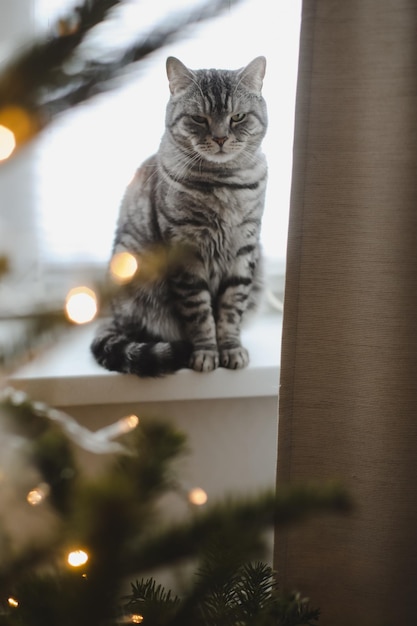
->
[191, 115, 207, 125]
[231, 113, 246, 123]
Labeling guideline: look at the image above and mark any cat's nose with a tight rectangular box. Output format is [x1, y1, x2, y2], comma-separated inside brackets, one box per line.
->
[212, 135, 228, 147]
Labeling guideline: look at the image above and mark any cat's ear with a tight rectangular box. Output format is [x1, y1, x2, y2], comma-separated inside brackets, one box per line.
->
[238, 56, 266, 94]
[166, 57, 195, 95]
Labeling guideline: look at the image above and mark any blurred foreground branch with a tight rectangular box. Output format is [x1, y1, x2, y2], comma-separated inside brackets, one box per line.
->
[0, 0, 242, 159]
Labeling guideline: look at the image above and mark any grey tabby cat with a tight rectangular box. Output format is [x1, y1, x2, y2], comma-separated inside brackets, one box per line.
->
[91, 56, 268, 376]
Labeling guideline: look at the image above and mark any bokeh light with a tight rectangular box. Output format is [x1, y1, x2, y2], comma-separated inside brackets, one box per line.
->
[110, 252, 138, 283]
[27, 482, 50, 506]
[0, 106, 35, 158]
[67, 549, 89, 567]
[0, 125, 16, 160]
[8, 597, 19, 608]
[188, 487, 208, 506]
[131, 616, 144, 624]
[65, 286, 98, 324]
[120, 414, 139, 433]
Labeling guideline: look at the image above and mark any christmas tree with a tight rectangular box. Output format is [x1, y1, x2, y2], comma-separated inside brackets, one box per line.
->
[0, 385, 349, 625]
[0, 2, 350, 624]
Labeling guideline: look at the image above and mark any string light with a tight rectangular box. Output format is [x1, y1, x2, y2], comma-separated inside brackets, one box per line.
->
[65, 286, 98, 324]
[67, 549, 89, 567]
[110, 252, 138, 283]
[120, 414, 139, 432]
[118, 616, 144, 624]
[94, 414, 139, 442]
[26, 482, 50, 506]
[188, 487, 208, 506]
[8, 597, 19, 608]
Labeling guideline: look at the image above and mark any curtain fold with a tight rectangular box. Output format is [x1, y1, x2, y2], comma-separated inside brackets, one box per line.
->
[274, 2, 417, 625]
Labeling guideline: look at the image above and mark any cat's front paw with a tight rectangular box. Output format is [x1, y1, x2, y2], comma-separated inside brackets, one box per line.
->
[220, 346, 249, 370]
[189, 349, 219, 372]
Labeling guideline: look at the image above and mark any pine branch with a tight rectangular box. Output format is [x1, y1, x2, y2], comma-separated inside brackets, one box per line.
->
[234, 561, 276, 621]
[0, 0, 123, 108]
[0, 539, 65, 601]
[123, 562, 321, 626]
[124, 483, 351, 576]
[0, 309, 72, 375]
[123, 578, 181, 625]
[44, 0, 242, 117]
[265, 591, 321, 626]
[0, 410, 347, 625]
[127, 577, 181, 607]
[0, 0, 242, 157]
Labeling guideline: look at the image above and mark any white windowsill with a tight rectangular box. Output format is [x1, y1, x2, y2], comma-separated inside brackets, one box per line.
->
[10, 311, 282, 407]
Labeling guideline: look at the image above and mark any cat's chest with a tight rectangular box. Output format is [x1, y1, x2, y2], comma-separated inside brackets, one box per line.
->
[163, 184, 253, 240]
[186, 201, 249, 258]
[159, 169, 263, 267]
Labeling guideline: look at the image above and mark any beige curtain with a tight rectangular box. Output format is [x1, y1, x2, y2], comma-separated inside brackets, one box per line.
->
[274, 2, 417, 625]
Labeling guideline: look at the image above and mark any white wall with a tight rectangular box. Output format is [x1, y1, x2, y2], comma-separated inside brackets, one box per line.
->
[65, 396, 278, 501]
[63, 395, 278, 569]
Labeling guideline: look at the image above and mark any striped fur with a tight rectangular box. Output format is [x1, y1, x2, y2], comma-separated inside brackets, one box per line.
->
[91, 56, 268, 376]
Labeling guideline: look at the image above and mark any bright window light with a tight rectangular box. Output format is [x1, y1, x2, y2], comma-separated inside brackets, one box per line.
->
[35, 0, 301, 267]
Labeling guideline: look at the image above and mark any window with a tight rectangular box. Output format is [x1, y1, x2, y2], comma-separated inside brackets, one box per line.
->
[34, 0, 301, 269]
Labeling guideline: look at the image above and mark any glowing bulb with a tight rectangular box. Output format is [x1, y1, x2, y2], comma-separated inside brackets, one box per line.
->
[110, 252, 138, 283]
[27, 482, 50, 506]
[67, 549, 89, 567]
[0, 106, 35, 156]
[0, 124, 16, 160]
[121, 414, 139, 432]
[8, 597, 18, 608]
[65, 286, 98, 324]
[131, 615, 144, 624]
[95, 414, 139, 441]
[188, 487, 208, 506]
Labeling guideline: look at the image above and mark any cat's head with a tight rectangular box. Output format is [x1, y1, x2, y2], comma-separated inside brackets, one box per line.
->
[165, 57, 268, 164]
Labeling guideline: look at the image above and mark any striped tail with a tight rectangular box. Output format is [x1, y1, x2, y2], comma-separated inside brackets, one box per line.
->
[90, 323, 193, 377]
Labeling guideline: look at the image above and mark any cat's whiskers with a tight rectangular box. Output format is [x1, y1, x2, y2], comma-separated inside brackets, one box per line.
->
[156, 149, 202, 194]
[170, 150, 203, 181]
